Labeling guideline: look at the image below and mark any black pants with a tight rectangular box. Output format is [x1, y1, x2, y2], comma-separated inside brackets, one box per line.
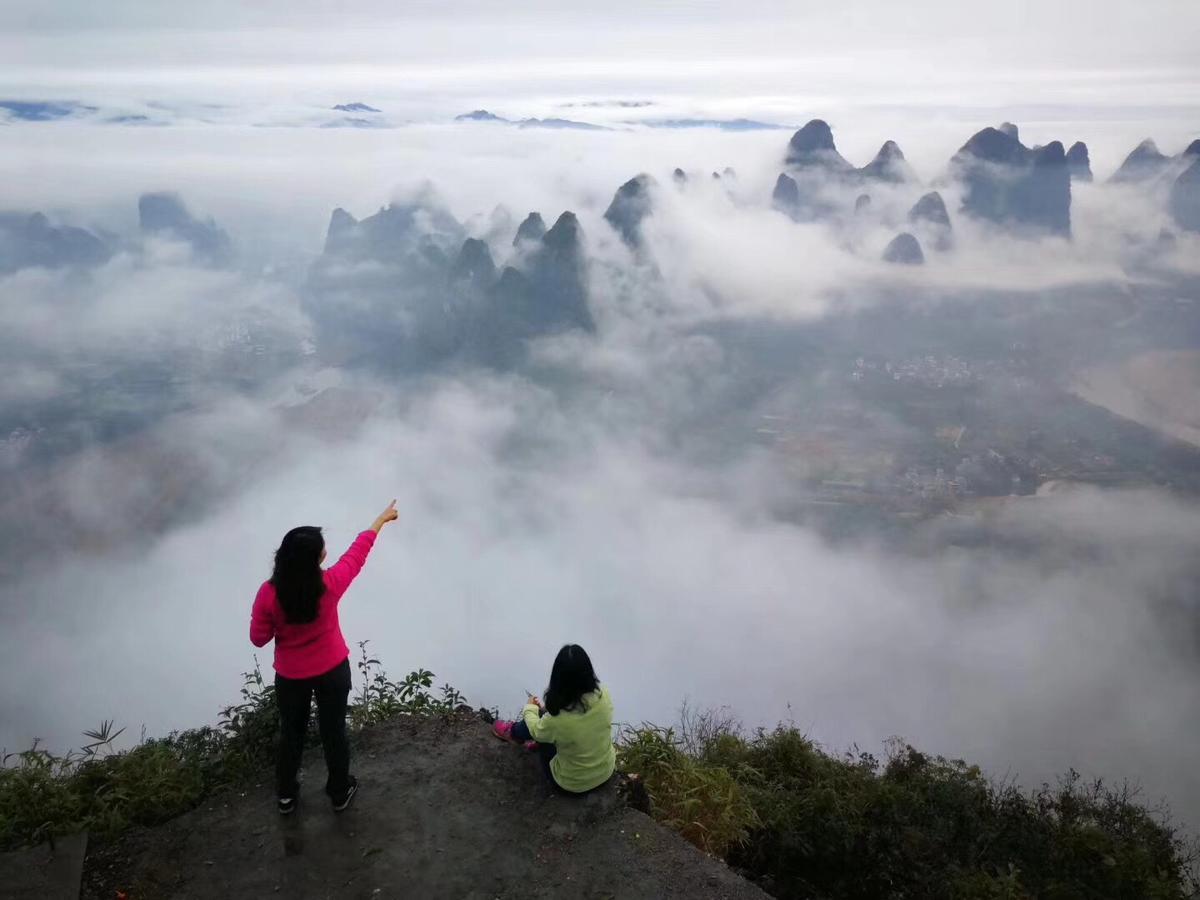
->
[275, 657, 351, 800]
[511, 714, 558, 782]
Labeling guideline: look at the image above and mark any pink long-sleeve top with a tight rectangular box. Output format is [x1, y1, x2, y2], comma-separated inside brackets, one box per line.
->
[250, 530, 377, 679]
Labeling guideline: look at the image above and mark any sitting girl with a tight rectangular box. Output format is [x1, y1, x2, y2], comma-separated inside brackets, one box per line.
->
[493, 644, 615, 794]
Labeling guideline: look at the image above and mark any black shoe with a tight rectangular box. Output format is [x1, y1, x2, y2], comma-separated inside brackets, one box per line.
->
[332, 776, 358, 812]
[278, 797, 297, 816]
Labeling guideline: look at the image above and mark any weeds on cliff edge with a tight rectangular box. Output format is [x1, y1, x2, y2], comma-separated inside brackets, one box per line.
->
[618, 714, 1200, 900]
[0, 650, 461, 849]
[616, 723, 759, 857]
[6, 655, 1199, 900]
[350, 640, 466, 729]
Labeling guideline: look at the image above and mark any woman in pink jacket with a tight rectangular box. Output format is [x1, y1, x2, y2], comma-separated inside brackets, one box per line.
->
[250, 500, 398, 815]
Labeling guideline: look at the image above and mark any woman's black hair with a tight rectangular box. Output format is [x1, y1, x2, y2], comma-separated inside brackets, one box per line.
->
[270, 526, 326, 624]
[544, 644, 600, 716]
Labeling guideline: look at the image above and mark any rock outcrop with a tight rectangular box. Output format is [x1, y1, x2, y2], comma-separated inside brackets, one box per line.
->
[1066, 142, 1093, 182]
[323, 207, 358, 254]
[513, 212, 547, 246]
[604, 174, 656, 248]
[772, 173, 801, 216]
[77, 713, 768, 899]
[450, 237, 497, 287]
[909, 191, 951, 229]
[957, 126, 1028, 167]
[774, 120, 847, 222]
[882, 232, 925, 265]
[308, 197, 472, 367]
[476, 211, 594, 365]
[138, 193, 233, 264]
[515, 212, 594, 333]
[1110, 139, 1172, 183]
[310, 196, 592, 371]
[318, 200, 463, 265]
[777, 122, 920, 222]
[950, 128, 1071, 236]
[1022, 142, 1072, 236]
[859, 140, 915, 183]
[785, 121, 914, 183]
[0, 211, 111, 274]
[908, 191, 954, 251]
[785, 119, 854, 174]
[1169, 157, 1200, 232]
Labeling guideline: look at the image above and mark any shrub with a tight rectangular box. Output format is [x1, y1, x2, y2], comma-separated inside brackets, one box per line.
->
[350, 641, 466, 729]
[216, 663, 280, 780]
[616, 721, 1200, 900]
[616, 724, 759, 857]
[0, 745, 84, 847]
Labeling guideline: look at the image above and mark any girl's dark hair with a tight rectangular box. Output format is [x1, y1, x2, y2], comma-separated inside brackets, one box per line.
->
[544, 644, 600, 716]
[270, 526, 326, 624]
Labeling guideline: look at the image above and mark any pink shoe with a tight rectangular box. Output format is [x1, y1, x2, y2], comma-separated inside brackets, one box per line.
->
[492, 720, 516, 743]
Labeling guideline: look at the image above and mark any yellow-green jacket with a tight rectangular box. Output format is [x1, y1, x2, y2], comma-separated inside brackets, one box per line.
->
[522, 686, 615, 792]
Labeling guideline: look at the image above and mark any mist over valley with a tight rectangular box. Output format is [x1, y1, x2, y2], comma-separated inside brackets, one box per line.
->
[2, 5, 1200, 840]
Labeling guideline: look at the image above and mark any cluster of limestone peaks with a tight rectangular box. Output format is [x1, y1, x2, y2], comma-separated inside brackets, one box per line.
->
[765, 118, 1086, 263]
[579, 118, 1197, 272]
[2, 120, 1196, 285]
[754, 118, 1197, 264]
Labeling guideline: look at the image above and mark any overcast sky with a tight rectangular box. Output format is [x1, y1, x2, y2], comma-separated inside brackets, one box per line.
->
[2, 0, 1198, 120]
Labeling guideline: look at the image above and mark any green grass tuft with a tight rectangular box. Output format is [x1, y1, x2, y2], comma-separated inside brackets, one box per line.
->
[617, 724, 759, 857]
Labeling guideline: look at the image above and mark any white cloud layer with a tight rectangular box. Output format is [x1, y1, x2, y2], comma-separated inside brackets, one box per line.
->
[3, 377, 1199, 823]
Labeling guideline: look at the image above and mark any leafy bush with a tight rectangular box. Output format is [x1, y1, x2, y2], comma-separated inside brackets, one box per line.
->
[350, 641, 466, 729]
[0, 726, 212, 848]
[0, 648, 462, 850]
[216, 663, 279, 780]
[0, 745, 84, 848]
[617, 724, 759, 857]
[616, 722, 1200, 900]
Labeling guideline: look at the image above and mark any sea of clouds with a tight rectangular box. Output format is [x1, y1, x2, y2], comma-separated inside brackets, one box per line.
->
[2, 3, 1200, 827]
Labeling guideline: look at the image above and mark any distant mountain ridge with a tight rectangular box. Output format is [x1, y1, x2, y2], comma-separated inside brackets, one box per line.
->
[454, 110, 607, 130]
[0, 100, 96, 121]
[636, 118, 790, 131]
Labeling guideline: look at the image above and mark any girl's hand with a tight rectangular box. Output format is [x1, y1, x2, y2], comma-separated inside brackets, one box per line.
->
[527, 695, 543, 709]
[372, 500, 399, 533]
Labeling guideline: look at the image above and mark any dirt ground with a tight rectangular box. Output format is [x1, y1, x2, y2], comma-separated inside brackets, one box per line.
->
[79, 712, 767, 899]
